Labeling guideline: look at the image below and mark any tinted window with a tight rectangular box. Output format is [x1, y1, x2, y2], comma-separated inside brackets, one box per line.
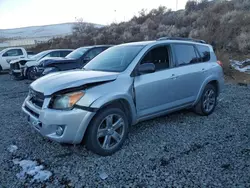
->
[60, 51, 71, 57]
[46, 51, 61, 57]
[173, 44, 198, 66]
[3, 49, 23, 57]
[84, 45, 144, 72]
[30, 50, 50, 60]
[197, 45, 210, 62]
[141, 46, 170, 71]
[85, 48, 104, 60]
[66, 48, 88, 59]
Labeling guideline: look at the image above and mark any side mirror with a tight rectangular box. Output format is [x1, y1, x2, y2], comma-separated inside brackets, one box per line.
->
[138, 63, 155, 75]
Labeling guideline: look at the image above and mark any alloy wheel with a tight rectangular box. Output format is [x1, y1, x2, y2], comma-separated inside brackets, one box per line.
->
[203, 89, 216, 113]
[97, 114, 125, 150]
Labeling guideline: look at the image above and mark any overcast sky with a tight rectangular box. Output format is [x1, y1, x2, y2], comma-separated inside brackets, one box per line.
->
[0, 0, 188, 29]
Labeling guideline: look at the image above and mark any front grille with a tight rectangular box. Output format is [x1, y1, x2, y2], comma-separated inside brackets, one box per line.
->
[10, 62, 20, 70]
[24, 105, 39, 118]
[29, 89, 45, 108]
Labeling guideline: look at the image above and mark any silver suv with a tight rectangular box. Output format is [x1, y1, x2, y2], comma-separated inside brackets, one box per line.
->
[22, 38, 224, 156]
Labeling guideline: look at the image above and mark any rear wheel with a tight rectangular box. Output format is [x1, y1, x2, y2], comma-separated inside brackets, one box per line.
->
[26, 66, 37, 80]
[85, 107, 129, 156]
[194, 84, 217, 116]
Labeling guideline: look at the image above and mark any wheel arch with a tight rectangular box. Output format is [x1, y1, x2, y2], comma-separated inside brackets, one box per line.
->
[76, 96, 136, 144]
[91, 95, 137, 126]
[194, 77, 220, 105]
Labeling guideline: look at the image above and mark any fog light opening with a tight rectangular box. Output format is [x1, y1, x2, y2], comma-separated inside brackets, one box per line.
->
[56, 126, 64, 136]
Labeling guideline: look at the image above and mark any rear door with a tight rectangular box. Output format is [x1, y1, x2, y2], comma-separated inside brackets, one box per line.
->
[170, 43, 208, 103]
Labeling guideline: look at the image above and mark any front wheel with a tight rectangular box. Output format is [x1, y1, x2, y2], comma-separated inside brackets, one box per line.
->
[194, 84, 217, 116]
[26, 67, 37, 80]
[85, 107, 129, 156]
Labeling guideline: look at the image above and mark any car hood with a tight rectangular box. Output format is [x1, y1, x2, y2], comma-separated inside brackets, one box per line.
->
[40, 57, 76, 66]
[31, 70, 119, 95]
[10, 57, 31, 64]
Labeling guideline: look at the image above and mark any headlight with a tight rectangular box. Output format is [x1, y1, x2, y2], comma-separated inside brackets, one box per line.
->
[20, 61, 27, 65]
[50, 91, 85, 110]
[42, 67, 56, 75]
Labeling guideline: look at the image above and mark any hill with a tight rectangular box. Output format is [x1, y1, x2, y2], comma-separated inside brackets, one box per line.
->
[0, 22, 103, 39]
[30, 0, 250, 79]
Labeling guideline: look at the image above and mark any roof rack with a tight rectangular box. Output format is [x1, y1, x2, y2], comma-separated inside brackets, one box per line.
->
[157, 37, 206, 44]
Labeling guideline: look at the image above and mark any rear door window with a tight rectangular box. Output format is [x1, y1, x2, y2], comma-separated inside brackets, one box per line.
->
[85, 48, 105, 60]
[196, 45, 211, 62]
[173, 44, 199, 66]
[60, 51, 71, 57]
[46, 51, 61, 57]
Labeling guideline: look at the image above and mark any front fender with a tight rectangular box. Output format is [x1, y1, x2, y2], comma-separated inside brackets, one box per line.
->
[26, 60, 39, 67]
[90, 93, 137, 125]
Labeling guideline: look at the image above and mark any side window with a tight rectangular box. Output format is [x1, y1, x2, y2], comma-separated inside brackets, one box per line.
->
[3, 49, 23, 57]
[197, 45, 210, 62]
[173, 44, 199, 66]
[85, 48, 104, 60]
[46, 51, 61, 58]
[141, 46, 170, 71]
[60, 51, 71, 57]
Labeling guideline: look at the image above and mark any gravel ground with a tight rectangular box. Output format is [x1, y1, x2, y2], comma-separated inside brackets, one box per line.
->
[0, 74, 249, 188]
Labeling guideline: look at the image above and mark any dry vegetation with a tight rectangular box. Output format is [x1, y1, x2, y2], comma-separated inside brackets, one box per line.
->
[30, 0, 250, 82]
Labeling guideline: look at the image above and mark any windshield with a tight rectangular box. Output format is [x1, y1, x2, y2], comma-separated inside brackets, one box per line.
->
[66, 48, 88, 59]
[84, 45, 144, 72]
[30, 51, 50, 60]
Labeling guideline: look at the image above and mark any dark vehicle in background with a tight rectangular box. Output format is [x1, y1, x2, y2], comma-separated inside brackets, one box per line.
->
[35, 45, 112, 78]
[10, 49, 73, 80]
[27, 51, 37, 57]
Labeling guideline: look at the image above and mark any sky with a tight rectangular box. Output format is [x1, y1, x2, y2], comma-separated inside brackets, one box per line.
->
[0, 0, 188, 29]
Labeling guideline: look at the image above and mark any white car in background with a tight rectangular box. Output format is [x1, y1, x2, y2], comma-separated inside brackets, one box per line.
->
[0, 47, 28, 71]
[10, 49, 73, 80]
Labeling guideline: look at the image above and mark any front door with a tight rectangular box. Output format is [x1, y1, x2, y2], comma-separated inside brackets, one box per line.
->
[134, 45, 179, 118]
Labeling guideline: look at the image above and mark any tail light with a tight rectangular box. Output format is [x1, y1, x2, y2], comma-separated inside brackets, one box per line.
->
[217, 60, 223, 67]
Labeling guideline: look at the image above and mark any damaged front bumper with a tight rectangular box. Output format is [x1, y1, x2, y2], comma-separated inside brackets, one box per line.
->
[22, 96, 96, 144]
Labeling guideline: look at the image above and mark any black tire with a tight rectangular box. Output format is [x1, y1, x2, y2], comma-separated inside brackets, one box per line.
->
[13, 75, 24, 81]
[26, 67, 37, 80]
[85, 107, 129, 156]
[194, 84, 217, 116]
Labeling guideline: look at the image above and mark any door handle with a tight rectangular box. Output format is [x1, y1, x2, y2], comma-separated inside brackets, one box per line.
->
[171, 74, 178, 80]
[201, 68, 207, 73]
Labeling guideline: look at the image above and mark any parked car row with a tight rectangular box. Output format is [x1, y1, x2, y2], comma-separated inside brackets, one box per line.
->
[19, 37, 224, 156]
[10, 49, 73, 79]
[4, 45, 111, 80]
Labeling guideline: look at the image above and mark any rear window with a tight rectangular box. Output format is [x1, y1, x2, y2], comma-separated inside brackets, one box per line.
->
[173, 44, 199, 66]
[197, 45, 211, 62]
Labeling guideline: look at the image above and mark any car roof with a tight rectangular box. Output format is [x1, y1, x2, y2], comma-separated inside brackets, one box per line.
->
[118, 39, 211, 47]
[46, 49, 74, 52]
[78, 45, 113, 49]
